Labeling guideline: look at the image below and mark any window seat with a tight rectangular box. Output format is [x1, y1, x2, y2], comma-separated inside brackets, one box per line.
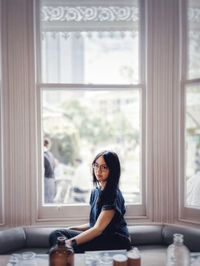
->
[0, 224, 200, 255]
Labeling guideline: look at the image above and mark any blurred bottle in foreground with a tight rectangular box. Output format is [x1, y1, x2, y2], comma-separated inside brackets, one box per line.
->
[191, 257, 200, 266]
[166, 234, 190, 266]
[127, 247, 141, 266]
[49, 236, 74, 266]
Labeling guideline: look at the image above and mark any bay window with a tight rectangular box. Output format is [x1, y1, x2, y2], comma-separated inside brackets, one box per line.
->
[2, 0, 199, 227]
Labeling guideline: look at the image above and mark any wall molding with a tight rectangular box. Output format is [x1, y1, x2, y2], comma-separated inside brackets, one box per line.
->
[146, 0, 180, 223]
[1, 0, 35, 227]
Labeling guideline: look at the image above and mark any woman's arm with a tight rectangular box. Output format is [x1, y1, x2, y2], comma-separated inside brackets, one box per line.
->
[66, 209, 115, 246]
[67, 223, 90, 232]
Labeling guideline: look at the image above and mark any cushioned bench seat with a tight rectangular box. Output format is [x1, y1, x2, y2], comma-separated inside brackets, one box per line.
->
[0, 224, 200, 254]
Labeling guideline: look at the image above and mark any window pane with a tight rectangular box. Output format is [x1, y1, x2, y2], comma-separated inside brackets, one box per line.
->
[185, 84, 200, 208]
[40, 0, 139, 84]
[42, 89, 141, 205]
[187, 0, 200, 79]
[0, 8, 2, 223]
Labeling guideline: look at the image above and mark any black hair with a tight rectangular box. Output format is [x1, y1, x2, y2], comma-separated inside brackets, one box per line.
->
[44, 137, 51, 148]
[92, 150, 121, 206]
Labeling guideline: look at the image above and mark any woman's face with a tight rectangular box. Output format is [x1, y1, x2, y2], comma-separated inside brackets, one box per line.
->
[93, 155, 110, 186]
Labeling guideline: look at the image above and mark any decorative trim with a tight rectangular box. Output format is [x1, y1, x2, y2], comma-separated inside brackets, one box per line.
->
[40, 5, 139, 32]
[41, 6, 138, 22]
[41, 31, 136, 40]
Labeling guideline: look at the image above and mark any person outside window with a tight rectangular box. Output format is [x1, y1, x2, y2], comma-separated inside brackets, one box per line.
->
[44, 137, 56, 203]
[187, 143, 200, 207]
[49, 150, 131, 253]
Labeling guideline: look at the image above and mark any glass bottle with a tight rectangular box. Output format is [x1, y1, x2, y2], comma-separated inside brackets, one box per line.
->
[166, 234, 190, 266]
[113, 254, 128, 266]
[191, 257, 200, 266]
[99, 252, 113, 266]
[49, 236, 74, 266]
[127, 247, 141, 266]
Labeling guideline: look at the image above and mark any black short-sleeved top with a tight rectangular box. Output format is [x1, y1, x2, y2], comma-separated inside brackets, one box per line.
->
[89, 187, 129, 237]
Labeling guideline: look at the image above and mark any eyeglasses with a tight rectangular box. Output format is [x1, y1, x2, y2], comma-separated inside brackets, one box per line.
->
[92, 163, 109, 172]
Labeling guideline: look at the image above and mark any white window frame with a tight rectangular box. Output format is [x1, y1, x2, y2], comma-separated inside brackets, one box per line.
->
[35, 0, 147, 223]
[179, 0, 200, 224]
[0, 0, 4, 226]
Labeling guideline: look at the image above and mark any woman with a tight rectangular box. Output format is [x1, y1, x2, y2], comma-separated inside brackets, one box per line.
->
[49, 151, 131, 253]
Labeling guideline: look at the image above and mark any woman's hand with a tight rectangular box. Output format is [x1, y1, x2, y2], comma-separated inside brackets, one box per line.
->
[66, 238, 78, 248]
[65, 239, 72, 246]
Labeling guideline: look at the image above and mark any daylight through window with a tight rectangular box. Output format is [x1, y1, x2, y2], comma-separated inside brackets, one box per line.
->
[38, 0, 144, 212]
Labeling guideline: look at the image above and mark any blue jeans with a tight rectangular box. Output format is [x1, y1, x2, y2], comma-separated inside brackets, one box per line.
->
[49, 229, 131, 253]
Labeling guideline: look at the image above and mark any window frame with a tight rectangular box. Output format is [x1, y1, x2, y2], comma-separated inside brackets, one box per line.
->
[35, 0, 147, 223]
[0, 0, 4, 226]
[179, 0, 200, 224]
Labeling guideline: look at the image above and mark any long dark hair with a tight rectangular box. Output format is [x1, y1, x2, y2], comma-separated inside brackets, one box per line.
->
[92, 151, 121, 206]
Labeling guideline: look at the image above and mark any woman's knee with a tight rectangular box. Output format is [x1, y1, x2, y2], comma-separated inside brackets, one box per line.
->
[114, 233, 131, 250]
[49, 230, 57, 246]
[49, 229, 80, 247]
[49, 229, 65, 246]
